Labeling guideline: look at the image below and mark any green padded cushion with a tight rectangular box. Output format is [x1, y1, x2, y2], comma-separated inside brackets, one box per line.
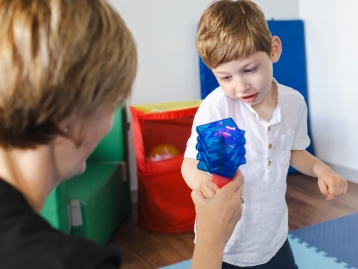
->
[67, 162, 131, 244]
[40, 181, 70, 234]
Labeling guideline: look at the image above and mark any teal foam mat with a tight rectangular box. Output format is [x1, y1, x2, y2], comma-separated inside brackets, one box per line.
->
[288, 234, 357, 269]
[159, 236, 357, 269]
[159, 213, 358, 269]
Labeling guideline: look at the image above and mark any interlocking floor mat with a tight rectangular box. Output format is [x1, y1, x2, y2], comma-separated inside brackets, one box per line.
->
[159, 212, 358, 269]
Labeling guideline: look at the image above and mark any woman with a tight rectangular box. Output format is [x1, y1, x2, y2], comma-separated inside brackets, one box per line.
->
[0, 0, 243, 268]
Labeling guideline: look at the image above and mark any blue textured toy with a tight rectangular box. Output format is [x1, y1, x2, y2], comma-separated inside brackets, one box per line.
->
[196, 118, 246, 187]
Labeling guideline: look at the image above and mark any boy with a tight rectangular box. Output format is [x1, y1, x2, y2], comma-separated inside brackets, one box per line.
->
[181, 0, 348, 268]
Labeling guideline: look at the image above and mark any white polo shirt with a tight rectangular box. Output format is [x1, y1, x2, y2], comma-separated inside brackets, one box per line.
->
[184, 79, 310, 267]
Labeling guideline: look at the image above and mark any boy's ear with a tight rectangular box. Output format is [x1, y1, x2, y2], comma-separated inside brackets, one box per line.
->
[270, 36, 282, 63]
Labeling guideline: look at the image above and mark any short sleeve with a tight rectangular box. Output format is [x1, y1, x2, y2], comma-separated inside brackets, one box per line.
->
[292, 99, 311, 150]
[184, 93, 225, 159]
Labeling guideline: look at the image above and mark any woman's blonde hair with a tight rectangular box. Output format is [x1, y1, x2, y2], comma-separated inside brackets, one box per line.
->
[196, 0, 272, 69]
[0, 0, 137, 148]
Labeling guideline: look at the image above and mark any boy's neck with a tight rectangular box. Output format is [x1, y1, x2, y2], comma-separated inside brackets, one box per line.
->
[251, 80, 278, 123]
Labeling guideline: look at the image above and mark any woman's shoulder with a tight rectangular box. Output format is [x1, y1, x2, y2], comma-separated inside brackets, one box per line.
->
[0, 180, 121, 269]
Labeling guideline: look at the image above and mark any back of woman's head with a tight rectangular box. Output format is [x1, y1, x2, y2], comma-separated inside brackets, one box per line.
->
[0, 0, 137, 148]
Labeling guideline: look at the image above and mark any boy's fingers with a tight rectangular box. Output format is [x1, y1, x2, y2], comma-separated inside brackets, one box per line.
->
[318, 178, 328, 196]
[338, 178, 348, 196]
[320, 178, 338, 200]
[343, 182, 348, 194]
[327, 179, 339, 200]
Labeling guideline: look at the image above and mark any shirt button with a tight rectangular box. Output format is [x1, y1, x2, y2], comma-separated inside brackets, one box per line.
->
[268, 126, 271, 131]
[268, 160, 272, 166]
[252, 112, 256, 117]
[268, 144, 272, 149]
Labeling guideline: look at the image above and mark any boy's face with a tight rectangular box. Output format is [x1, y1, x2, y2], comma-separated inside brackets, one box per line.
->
[211, 37, 281, 106]
[212, 51, 274, 106]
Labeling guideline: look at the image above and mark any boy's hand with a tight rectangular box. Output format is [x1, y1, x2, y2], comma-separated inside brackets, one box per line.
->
[317, 170, 348, 200]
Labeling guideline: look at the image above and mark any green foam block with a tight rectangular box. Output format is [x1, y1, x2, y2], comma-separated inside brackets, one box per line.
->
[40, 181, 70, 234]
[67, 162, 131, 244]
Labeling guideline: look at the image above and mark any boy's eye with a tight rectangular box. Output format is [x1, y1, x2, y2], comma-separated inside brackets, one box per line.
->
[244, 66, 258, 73]
[220, 75, 232, 81]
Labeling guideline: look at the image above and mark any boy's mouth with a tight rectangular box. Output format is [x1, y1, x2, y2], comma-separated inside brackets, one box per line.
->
[240, 93, 258, 103]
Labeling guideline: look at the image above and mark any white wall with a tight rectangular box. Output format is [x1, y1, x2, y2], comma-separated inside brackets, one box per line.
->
[300, 0, 358, 183]
[253, 0, 299, 20]
[111, 0, 299, 105]
[109, 0, 300, 197]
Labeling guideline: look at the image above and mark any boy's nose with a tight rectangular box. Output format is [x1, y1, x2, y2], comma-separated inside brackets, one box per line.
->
[235, 79, 250, 94]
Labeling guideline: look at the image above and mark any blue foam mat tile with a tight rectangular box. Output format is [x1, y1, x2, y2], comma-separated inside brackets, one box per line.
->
[159, 213, 358, 269]
[289, 212, 358, 269]
[158, 259, 191, 269]
[158, 236, 358, 269]
[288, 234, 357, 269]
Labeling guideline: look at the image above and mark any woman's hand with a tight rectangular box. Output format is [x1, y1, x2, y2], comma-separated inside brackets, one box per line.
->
[190, 170, 244, 269]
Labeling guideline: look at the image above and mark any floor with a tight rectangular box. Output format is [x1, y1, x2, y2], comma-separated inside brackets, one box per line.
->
[110, 173, 358, 269]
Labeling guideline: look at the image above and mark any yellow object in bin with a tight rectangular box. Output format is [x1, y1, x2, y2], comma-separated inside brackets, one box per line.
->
[130, 100, 201, 233]
[149, 144, 180, 162]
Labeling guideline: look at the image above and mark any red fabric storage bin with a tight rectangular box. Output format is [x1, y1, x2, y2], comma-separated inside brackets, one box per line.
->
[130, 101, 201, 233]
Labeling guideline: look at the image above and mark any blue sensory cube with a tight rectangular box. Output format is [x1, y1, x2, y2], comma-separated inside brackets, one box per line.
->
[196, 118, 246, 179]
[196, 141, 245, 165]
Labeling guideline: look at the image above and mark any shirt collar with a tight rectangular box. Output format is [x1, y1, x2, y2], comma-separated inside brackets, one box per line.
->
[240, 78, 281, 125]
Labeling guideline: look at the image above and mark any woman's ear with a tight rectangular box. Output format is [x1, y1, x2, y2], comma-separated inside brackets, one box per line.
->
[270, 36, 282, 63]
[56, 114, 81, 137]
[56, 118, 71, 136]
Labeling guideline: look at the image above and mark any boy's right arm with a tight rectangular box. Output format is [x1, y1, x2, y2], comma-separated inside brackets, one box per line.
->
[181, 158, 211, 190]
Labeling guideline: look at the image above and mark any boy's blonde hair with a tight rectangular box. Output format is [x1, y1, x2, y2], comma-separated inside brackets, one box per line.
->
[0, 0, 137, 148]
[197, 0, 272, 69]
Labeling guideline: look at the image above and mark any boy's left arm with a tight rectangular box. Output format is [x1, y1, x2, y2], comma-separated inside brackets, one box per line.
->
[290, 150, 348, 200]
